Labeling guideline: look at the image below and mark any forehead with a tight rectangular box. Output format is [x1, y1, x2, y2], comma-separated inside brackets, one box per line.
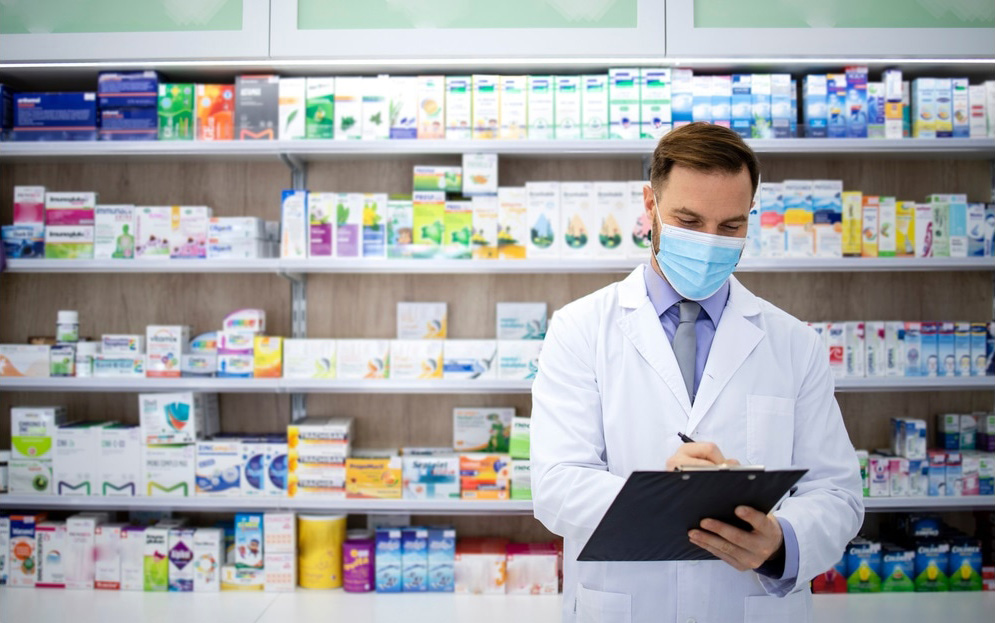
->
[657, 166, 753, 215]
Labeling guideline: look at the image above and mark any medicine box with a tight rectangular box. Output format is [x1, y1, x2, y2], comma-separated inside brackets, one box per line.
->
[9, 514, 46, 587]
[497, 186, 528, 260]
[336, 339, 390, 379]
[2, 224, 45, 259]
[195, 84, 235, 141]
[195, 440, 242, 496]
[157, 83, 194, 140]
[54, 421, 108, 496]
[120, 526, 146, 591]
[949, 539, 982, 591]
[11, 406, 67, 460]
[139, 391, 205, 444]
[460, 453, 510, 500]
[234, 513, 264, 570]
[402, 454, 459, 499]
[511, 460, 531, 500]
[497, 340, 543, 380]
[401, 527, 429, 592]
[461, 153, 498, 196]
[12, 92, 97, 141]
[397, 302, 447, 340]
[44, 225, 94, 259]
[375, 529, 403, 592]
[455, 538, 508, 594]
[509, 417, 531, 459]
[94, 205, 137, 259]
[445, 76, 472, 140]
[144, 527, 170, 591]
[146, 324, 191, 378]
[14, 186, 45, 225]
[98, 71, 159, 108]
[412, 191, 445, 258]
[454, 407, 514, 453]
[417, 75, 445, 139]
[914, 541, 950, 591]
[846, 539, 882, 593]
[346, 454, 402, 499]
[94, 523, 125, 589]
[506, 542, 559, 595]
[280, 190, 308, 259]
[554, 76, 582, 139]
[527, 75, 555, 140]
[882, 548, 915, 592]
[167, 528, 196, 592]
[36, 521, 67, 588]
[193, 528, 224, 592]
[98, 425, 141, 496]
[608, 69, 639, 139]
[389, 340, 443, 380]
[241, 439, 288, 496]
[235, 75, 279, 140]
[143, 444, 196, 497]
[499, 75, 527, 139]
[10, 459, 53, 495]
[282, 338, 336, 379]
[471, 75, 499, 139]
[442, 340, 497, 380]
[426, 528, 456, 592]
[388, 76, 417, 140]
[253, 336, 282, 378]
[0, 344, 51, 377]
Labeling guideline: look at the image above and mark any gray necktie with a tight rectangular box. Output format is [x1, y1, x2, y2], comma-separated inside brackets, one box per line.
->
[673, 300, 701, 403]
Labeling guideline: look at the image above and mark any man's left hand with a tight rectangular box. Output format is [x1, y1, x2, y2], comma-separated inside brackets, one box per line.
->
[688, 506, 783, 572]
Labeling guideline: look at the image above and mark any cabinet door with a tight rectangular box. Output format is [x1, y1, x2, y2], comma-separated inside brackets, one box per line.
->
[0, 0, 269, 61]
[666, 0, 995, 57]
[270, 0, 665, 61]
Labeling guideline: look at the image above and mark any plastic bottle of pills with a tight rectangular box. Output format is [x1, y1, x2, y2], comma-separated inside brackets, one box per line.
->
[57, 310, 79, 343]
[75, 341, 99, 377]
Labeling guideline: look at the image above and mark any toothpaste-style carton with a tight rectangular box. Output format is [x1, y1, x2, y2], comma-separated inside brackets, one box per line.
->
[497, 186, 528, 260]
[525, 181, 560, 259]
[94, 524, 125, 590]
[499, 75, 527, 139]
[471, 75, 499, 139]
[280, 190, 308, 259]
[401, 527, 429, 592]
[608, 69, 640, 139]
[845, 66, 868, 138]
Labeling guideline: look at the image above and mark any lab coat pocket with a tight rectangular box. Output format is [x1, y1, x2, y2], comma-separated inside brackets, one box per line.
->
[743, 589, 811, 623]
[576, 585, 631, 623]
[746, 395, 795, 467]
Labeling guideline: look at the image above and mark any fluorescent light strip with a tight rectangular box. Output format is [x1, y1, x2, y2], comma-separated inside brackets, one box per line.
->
[1, 57, 992, 71]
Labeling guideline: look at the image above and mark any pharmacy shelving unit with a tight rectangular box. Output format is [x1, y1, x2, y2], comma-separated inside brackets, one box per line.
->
[0, 494, 989, 514]
[1, 376, 991, 394]
[5, 256, 994, 274]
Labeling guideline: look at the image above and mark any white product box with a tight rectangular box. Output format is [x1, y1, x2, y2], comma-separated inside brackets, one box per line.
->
[416, 75, 445, 139]
[461, 153, 498, 196]
[334, 76, 362, 140]
[865, 321, 886, 377]
[878, 196, 897, 257]
[120, 526, 146, 591]
[94, 205, 136, 260]
[54, 422, 107, 496]
[390, 340, 444, 380]
[499, 75, 527, 139]
[454, 407, 515, 453]
[336, 339, 390, 380]
[278, 77, 306, 139]
[11, 406, 67, 460]
[524, 181, 561, 259]
[10, 459, 53, 495]
[582, 74, 609, 139]
[497, 340, 544, 380]
[361, 75, 391, 140]
[36, 521, 67, 588]
[389, 76, 418, 139]
[263, 512, 296, 554]
[142, 444, 196, 497]
[193, 528, 224, 592]
[594, 182, 628, 258]
[146, 324, 190, 378]
[287, 465, 347, 498]
[46, 191, 96, 210]
[101, 334, 144, 355]
[65, 514, 100, 589]
[402, 454, 460, 499]
[812, 180, 843, 257]
[263, 552, 297, 592]
[397, 302, 447, 340]
[608, 68, 640, 139]
[181, 353, 217, 377]
[496, 302, 548, 340]
[282, 338, 336, 379]
[444, 76, 472, 140]
[471, 74, 499, 139]
[306, 193, 335, 258]
[554, 75, 582, 139]
[471, 194, 499, 260]
[844, 322, 866, 378]
[443, 340, 498, 380]
[782, 180, 814, 257]
[968, 85, 987, 138]
[511, 459, 531, 497]
[218, 329, 257, 355]
[94, 523, 125, 590]
[526, 75, 555, 139]
[559, 182, 596, 259]
[497, 186, 528, 260]
[640, 68, 672, 139]
[208, 217, 266, 241]
[195, 440, 242, 496]
[139, 391, 206, 444]
[889, 458, 910, 497]
[167, 528, 197, 592]
[914, 203, 933, 257]
[217, 354, 254, 377]
[93, 355, 145, 378]
[626, 181, 652, 260]
[280, 190, 308, 259]
[869, 455, 890, 497]
[0, 516, 8, 585]
[0, 344, 51, 377]
[884, 321, 905, 377]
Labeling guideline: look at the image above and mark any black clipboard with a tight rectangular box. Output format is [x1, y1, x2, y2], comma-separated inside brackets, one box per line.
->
[578, 468, 807, 562]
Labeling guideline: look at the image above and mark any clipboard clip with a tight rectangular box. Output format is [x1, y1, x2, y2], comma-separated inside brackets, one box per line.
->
[675, 464, 766, 472]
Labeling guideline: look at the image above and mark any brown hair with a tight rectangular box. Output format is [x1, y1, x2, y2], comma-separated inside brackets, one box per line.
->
[650, 122, 760, 197]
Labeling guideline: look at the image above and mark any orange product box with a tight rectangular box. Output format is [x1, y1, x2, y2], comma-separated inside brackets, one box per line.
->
[459, 453, 510, 479]
[196, 84, 234, 141]
[345, 456, 402, 499]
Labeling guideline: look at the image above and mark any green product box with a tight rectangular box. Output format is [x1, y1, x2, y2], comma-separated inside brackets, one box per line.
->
[413, 166, 462, 193]
[412, 191, 445, 258]
[158, 83, 194, 140]
[914, 541, 950, 592]
[948, 540, 982, 591]
[305, 77, 335, 139]
[509, 417, 530, 459]
[443, 200, 472, 260]
[511, 460, 531, 500]
[881, 548, 915, 592]
[845, 540, 882, 593]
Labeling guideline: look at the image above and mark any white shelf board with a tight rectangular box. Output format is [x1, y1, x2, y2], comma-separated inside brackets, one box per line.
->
[0, 494, 534, 515]
[0, 138, 991, 162]
[1, 494, 989, 514]
[863, 495, 995, 512]
[0, 586, 993, 623]
[0, 377, 988, 394]
[6, 256, 992, 275]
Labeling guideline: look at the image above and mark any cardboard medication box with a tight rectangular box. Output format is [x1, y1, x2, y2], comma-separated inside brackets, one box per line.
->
[497, 340, 544, 380]
[95, 523, 125, 589]
[402, 454, 459, 500]
[390, 340, 443, 380]
[193, 528, 224, 592]
[346, 454, 403, 499]
[146, 324, 191, 377]
[0, 344, 51, 377]
[454, 407, 514, 453]
[143, 527, 170, 591]
[455, 538, 508, 594]
[168, 528, 197, 591]
[506, 542, 559, 595]
[442, 340, 497, 380]
[241, 439, 288, 496]
[53, 422, 108, 496]
[336, 339, 390, 379]
[496, 302, 547, 340]
[139, 391, 207, 444]
[11, 406, 67, 460]
[235, 513, 264, 570]
[2, 224, 45, 259]
[195, 440, 242, 496]
[94, 205, 137, 259]
[99, 425, 142, 496]
[282, 338, 336, 379]
[143, 444, 196, 497]
[158, 83, 195, 140]
[235, 75, 279, 140]
[12, 92, 97, 141]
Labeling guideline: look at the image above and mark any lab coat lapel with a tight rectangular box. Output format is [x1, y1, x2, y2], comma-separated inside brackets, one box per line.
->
[687, 277, 765, 433]
[615, 266, 693, 415]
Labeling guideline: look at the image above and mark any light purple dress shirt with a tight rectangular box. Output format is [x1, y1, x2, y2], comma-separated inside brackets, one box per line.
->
[643, 266, 800, 585]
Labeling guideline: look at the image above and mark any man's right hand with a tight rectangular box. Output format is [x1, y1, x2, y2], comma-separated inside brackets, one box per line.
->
[665, 442, 741, 471]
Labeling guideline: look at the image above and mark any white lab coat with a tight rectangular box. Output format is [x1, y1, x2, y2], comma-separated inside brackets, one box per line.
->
[531, 265, 864, 623]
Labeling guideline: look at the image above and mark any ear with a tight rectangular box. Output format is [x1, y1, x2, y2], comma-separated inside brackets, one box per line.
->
[642, 184, 656, 217]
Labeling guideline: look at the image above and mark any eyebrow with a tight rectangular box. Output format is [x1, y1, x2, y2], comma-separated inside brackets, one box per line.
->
[671, 207, 748, 225]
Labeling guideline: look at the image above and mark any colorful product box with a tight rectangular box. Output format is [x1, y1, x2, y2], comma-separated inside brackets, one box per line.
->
[307, 192, 335, 258]
[455, 538, 508, 594]
[803, 74, 828, 138]
[361, 75, 390, 140]
[711, 75, 732, 128]
[462, 153, 498, 196]
[511, 460, 531, 500]
[12, 92, 97, 141]
[157, 83, 194, 140]
[878, 196, 897, 257]
[235, 513, 264, 570]
[98, 71, 159, 107]
[845, 66, 868, 138]
[253, 336, 282, 378]
[442, 340, 497, 380]
[949, 539, 982, 591]
[280, 190, 308, 259]
[168, 528, 197, 592]
[345, 454, 402, 499]
[782, 180, 814, 257]
[442, 199, 472, 260]
[884, 69, 904, 139]
[915, 541, 950, 591]
[934, 79, 953, 138]
[401, 528, 429, 592]
[882, 548, 915, 592]
[471, 75, 499, 139]
[846, 539, 882, 593]
[497, 186, 527, 260]
[94, 523, 125, 590]
[375, 529, 402, 593]
[771, 74, 792, 138]
[277, 77, 306, 139]
[866, 81, 885, 138]
[193, 528, 224, 592]
[427, 528, 456, 592]
[144, 527, 170, 591]
[146, 325, 191, 378]
[759, 182, 785, 257]
[506, 542, 559, 595]
[36, 521, 67, 588]
[453, 407, 514, 453]
[402, 454, 459, 499]
[730, 74, 752, 138]
[2, 224, 45, 259]
[827, 73, 848, 138]
[691, 75, 712, 123]
[98, 107, 158, 140]
[896, 201, 915, 256]
[195, 440, 242, 496]
[412, 191, 445, 258]
[496, 302, 548, 340]
[336, 340, 389, 379]
[397, 302, 447, 340]
[94, 205, 137, 259]
[195, 84, 235, 141]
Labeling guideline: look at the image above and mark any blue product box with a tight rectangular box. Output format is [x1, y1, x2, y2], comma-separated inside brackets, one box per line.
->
[751, 74, 772, 138]
[920, 322, 939, 377]
[711, 75, 731, 127]
[954, 323, 971, 377]
[988, 322, 995, 376]
[790, 79, 798, 137]
[234, 513, 264, 569]
[730, 74, 752, 138]
[904, 323, 922, 377]
[99, 107, 159, 141]
[691, 76, 711, 123]
[803, 75, 827, 138]
[671, 69, 693, 126]
[928, 452, 946, 496]
[12, 92, 98, 141]
[984, 204, 995, 256]
[0, 84, 13, 131]
[845, 66, 868, 138]
[401, 527, 428, 592]
[2, 224, 44, 258]
[375, 528, 402, 593]
[914, 541, 950, 591]
[827, 74, 848, 138]
[427, 528, 456, 592]
[770, 74, 792, 138]
[98, 71, 160, 108]
[945, 452, 962, 496]
[971, 323, 987, 376]
[966, 203, 985, 257]
[845, 539, 882, 593]
[937, 322, 955, 377]
[907, 515, 942, 539]
[948, 538, 982, 591]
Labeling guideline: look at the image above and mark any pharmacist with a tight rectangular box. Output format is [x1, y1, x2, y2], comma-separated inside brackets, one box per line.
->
[531, 123, 863, 623]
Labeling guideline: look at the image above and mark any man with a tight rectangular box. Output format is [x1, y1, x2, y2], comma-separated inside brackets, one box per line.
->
[531, 123, 863, 622]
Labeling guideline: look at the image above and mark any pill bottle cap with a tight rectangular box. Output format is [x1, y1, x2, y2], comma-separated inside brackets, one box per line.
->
[57, 310, 78, 323]
[75, 341, 100, 356]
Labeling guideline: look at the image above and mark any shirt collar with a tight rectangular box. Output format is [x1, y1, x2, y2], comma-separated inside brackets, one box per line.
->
[643, 263, 729, 326]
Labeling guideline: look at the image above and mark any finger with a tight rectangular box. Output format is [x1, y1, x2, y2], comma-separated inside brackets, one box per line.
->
[724, 458, 741, 466]
[678, 442, 726, 465]
[688, 533, 751, 572]
[666, 456, 718, 471]
[699, 518, 761, 550]
[734, 506, 770, 531]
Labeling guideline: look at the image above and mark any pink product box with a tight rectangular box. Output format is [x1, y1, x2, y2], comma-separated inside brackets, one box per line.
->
[46, 208, 95, 226]
[14, 186, 45, 224]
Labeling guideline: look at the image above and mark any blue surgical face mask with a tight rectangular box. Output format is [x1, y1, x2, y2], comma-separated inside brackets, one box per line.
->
[652, 195, 746, 301]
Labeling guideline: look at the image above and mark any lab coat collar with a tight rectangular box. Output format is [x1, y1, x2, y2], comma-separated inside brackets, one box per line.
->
[615, 265, 764, 422]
